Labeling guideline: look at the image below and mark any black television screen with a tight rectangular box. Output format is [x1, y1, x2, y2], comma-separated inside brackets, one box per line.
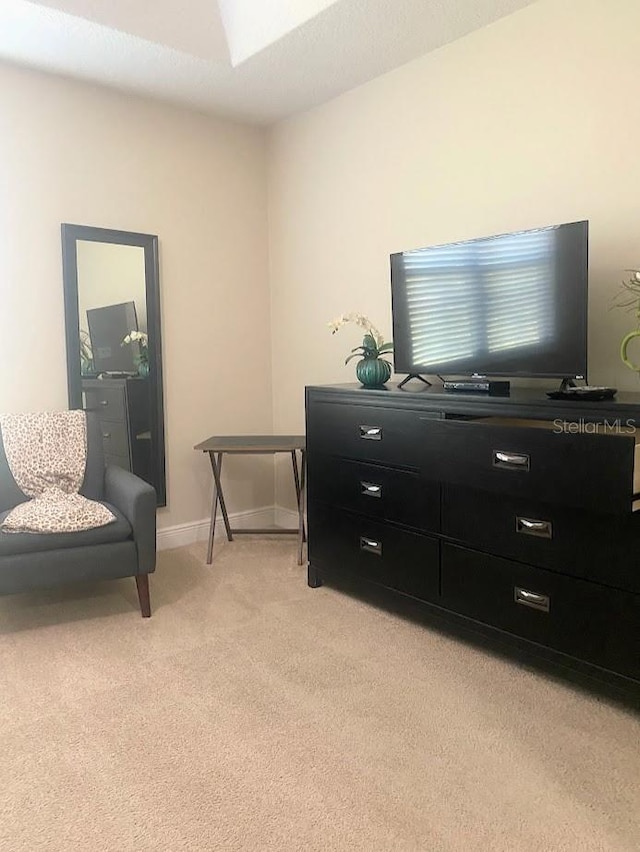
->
[87, 301, 139, 374]
[390, 220, 588, 380]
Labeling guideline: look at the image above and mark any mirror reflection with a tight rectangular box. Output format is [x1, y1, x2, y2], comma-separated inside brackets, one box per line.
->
[62, 225, 166, 506]
[77, 241, 147, 377]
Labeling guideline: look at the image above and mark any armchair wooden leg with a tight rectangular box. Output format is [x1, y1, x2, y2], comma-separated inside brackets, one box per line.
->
[135, 574, 151, 618]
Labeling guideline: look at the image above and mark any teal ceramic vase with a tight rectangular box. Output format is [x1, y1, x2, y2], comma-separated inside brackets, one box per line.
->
[137, 360, 150, 378]
[356, 357, 391, 388]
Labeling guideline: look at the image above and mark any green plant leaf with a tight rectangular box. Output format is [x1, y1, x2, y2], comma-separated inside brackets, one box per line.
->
[377, 343, 394, 354]
[345, 353, 363, 364]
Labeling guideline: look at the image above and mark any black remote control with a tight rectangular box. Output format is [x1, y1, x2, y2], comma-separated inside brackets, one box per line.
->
[546, 386, 617, 401]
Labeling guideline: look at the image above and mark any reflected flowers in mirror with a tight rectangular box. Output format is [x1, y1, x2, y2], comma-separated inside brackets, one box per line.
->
[121, 330, 149, 377]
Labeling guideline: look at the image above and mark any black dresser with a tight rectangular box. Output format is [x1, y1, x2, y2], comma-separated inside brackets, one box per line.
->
[305, 383, 640, 687]
[82, 377, 151, 481]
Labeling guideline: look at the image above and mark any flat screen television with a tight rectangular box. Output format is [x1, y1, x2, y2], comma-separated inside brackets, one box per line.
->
[87, 300, 139, 375]
[390, 220, 589, 381]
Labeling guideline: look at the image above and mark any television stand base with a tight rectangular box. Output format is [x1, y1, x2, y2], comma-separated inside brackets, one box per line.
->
[397, 374, 432, 390]
[558, 377, 578, 392]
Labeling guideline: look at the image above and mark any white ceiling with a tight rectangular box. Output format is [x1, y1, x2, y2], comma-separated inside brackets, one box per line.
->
[0, 0, 538, 125]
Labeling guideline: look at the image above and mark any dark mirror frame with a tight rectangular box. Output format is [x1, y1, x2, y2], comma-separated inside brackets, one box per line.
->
[61, 223, 166, 506]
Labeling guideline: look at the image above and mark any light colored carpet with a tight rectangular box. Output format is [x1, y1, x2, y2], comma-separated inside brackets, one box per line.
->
[0, 538, 638, 852]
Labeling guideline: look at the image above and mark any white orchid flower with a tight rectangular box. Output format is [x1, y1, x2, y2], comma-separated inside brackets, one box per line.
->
[121, 330, 149, 347]
[328, 312, 392, 361]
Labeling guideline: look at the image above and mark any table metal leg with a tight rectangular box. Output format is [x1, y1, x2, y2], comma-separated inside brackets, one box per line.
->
[206, 452, 220, 564]
[291, 450, 300, 502]
[297, 449, 306, 565]
[291, 450, 307, 542]
[212, 452, 233, 542]
[207, 452, 233, 565]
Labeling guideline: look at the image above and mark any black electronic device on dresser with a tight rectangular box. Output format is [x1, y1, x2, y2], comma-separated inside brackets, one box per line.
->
[305, 384, 640, 692]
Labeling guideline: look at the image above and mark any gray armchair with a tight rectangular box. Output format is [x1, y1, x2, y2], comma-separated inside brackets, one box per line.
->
[0, 412, 157, 616]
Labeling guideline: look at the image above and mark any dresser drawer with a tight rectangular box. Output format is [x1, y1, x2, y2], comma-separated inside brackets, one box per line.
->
[84, 386, 127, 423]
[308, 504, 440, 603]
[307, 454, 440, 533]
[307, 401, 438, 468]
[99, 420, 129, 459]
[422, 418, 637, 514]
[441, 543, 640, 680]
[442, 485, 640, 593]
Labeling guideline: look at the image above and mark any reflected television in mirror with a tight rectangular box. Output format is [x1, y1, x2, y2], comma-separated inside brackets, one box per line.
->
[86, 300, 139, 376]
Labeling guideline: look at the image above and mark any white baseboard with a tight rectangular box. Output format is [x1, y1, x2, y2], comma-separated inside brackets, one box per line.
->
[157, 506, 276, 552]
[274, 506, 302, 528]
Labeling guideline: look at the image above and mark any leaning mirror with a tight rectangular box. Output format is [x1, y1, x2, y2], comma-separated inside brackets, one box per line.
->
[61, 224, 166, 506]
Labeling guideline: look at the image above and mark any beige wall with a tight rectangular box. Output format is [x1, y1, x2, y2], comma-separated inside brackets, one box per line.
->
[0, 62, 273, 530]
[267, 0, 640, 478]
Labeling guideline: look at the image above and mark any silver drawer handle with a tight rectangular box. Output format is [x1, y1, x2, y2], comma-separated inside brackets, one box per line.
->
[514, 586, 550, 613]
[516, 516, 552, 539]
[102, 433, 111, 440]
[100, 400, 109, 406]
[360, 536, 382, 556]
[360, 425, 382, 441]
[361, 481, 382, 498]
[493, 450, 530, 471]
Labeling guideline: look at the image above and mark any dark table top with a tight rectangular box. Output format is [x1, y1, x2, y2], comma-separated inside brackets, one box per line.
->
[194, 434, 306, 453]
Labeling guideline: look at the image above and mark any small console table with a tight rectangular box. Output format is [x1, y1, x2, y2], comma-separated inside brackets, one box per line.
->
[194, 435, 306, 566]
